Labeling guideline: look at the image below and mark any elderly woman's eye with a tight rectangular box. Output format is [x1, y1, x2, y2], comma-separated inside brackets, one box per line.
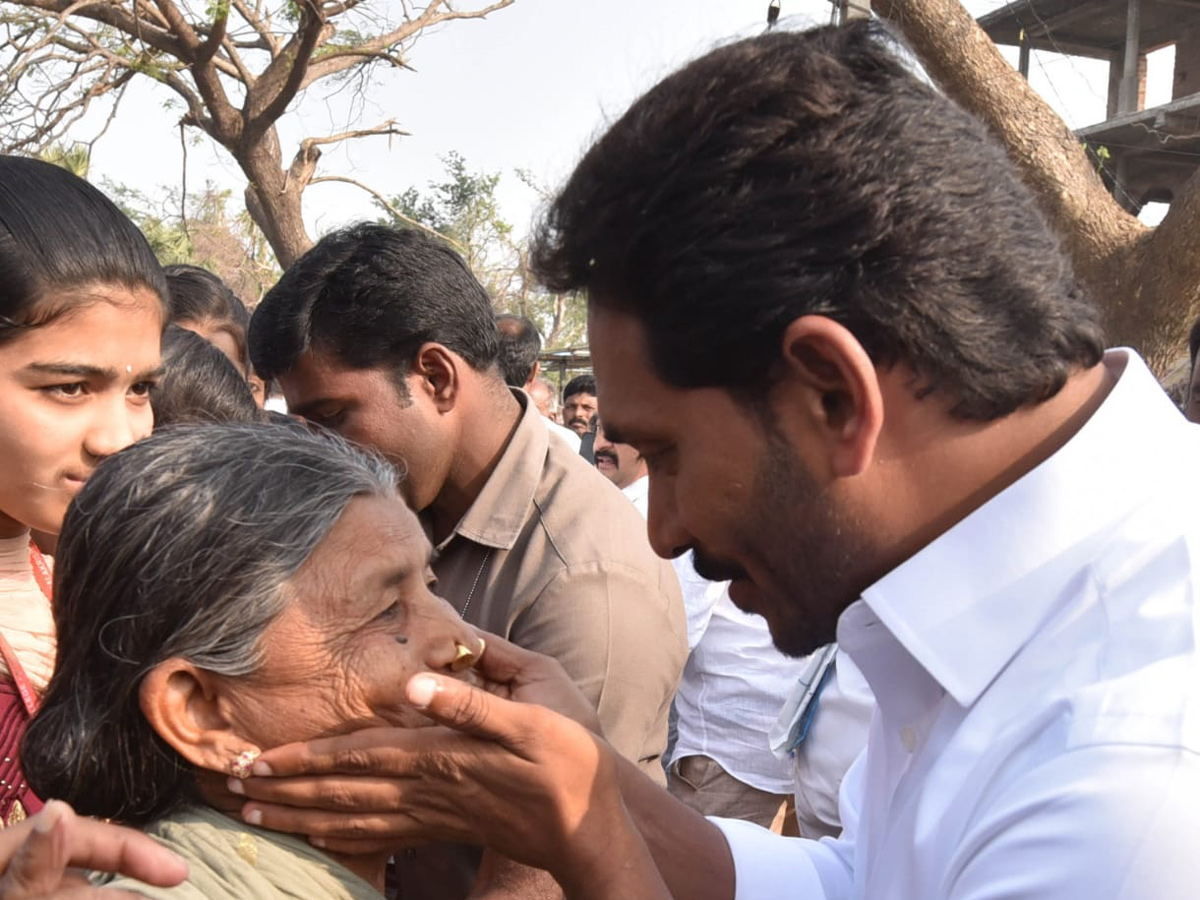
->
[375, 602, 401, 622]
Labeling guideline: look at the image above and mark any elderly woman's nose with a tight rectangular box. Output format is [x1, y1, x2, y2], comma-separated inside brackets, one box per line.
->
[418, 596, 480, 673]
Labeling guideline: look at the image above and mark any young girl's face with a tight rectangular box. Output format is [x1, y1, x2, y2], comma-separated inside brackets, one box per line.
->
[0, 285, 162, 538]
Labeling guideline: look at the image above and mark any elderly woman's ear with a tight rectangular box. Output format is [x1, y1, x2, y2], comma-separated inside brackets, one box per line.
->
[140, 660, 259, 775]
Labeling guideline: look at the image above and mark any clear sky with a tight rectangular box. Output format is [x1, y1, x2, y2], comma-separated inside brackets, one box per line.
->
[83, 0, 1173, 241]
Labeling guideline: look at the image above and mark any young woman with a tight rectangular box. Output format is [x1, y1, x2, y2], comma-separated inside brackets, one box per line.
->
[163, 263, 267, 407]
[0, 154, 166, 826]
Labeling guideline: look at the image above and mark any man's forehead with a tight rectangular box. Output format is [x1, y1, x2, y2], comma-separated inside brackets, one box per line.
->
[587, 308, 672, 437]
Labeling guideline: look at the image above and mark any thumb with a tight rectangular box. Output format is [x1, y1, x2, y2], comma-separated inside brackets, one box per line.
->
[0, 800, 71, 897]
[407, 672, 531, 748]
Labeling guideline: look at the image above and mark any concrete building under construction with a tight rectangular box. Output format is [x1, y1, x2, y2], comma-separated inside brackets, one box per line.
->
[979, 0, 1200, 213]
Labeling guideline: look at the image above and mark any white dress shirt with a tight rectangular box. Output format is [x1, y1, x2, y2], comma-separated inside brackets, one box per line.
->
[714, 350, 1200, 899]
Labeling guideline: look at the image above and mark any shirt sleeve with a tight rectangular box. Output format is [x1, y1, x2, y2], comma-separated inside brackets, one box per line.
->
[946, 744, 1200, 900]
[710, 752, 863, 900]
[507, 560, 687, 776]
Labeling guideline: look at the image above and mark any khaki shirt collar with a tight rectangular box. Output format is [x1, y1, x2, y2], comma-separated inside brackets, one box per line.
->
[440, 389, 549, 552]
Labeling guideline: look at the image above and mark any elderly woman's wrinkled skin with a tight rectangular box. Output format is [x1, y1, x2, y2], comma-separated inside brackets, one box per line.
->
[223, 494, 477, 739]
[141, 493, 481, 892]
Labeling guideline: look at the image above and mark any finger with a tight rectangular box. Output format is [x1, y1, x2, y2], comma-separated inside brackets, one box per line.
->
[61, 813, 188, 886]
[407, 672, 545, 751]
[467, 629, 551, 684]
[252, 726, 431, 778]
[0, 799, 71, 897]
[229, 774, 408, 813]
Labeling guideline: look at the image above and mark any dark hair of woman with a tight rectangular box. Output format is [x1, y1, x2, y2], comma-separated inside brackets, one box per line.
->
[163, 264, 251, 371]
[21, 422, 396, 824]
[0, 156, 167, 345]
[154, 325, 261, 427]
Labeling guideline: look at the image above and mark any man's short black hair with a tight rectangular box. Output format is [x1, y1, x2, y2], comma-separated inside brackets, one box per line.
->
[250, 224, 499, 385]
[564, 374, 597, 401]
[531, 22, 1104, 421]
[496, 314, 542, 386]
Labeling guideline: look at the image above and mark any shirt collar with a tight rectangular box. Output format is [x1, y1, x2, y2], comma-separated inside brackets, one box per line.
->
[443, 389, 548, 551]
[852, 350, 1187, 709]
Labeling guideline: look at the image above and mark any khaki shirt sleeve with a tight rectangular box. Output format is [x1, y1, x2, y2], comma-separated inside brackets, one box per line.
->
[508, 561, 686, 779]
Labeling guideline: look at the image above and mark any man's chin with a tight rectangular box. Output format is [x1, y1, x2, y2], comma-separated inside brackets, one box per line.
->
[730, 580, 837, 659]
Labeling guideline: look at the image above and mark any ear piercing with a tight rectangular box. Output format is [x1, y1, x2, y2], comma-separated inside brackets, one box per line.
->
[451, 638, 485, 672]
[230, 749, 260, 780]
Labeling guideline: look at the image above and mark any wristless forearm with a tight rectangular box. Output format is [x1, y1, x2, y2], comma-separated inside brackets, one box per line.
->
[615, 753, 736, 900]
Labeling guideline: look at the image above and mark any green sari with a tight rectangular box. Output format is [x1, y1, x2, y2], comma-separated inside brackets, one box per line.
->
[101, 805, 382, 900]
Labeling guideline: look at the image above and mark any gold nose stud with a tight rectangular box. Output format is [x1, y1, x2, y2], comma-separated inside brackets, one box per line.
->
[450, 638, 485, 672]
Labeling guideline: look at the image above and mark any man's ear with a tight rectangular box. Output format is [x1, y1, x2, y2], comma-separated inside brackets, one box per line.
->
[411, 343, 461, 412]
[775, 315, 883, 478]
[140, 659, 257, 776]
[524, 361, 540, 389]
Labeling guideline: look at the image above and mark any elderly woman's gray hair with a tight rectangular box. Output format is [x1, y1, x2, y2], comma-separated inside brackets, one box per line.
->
[23, 421, 397, 824]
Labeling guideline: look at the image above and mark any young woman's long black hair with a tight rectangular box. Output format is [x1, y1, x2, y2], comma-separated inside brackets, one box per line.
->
[0, 155, 167, 345]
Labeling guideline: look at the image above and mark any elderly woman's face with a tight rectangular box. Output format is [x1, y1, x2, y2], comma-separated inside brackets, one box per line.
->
[221, 493, 479, 746]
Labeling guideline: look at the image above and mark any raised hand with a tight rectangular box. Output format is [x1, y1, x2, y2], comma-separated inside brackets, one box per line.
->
[0, 799, 188, 899]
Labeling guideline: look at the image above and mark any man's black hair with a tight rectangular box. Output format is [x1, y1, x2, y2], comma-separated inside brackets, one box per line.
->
[564, 374, 597, 402]
[250, 224, 499, 388]
[531, 22, 1104, 421]
[496, 314, 542, 386]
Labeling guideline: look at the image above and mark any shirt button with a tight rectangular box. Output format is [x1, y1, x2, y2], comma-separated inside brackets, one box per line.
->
[900, 725, 918, 753]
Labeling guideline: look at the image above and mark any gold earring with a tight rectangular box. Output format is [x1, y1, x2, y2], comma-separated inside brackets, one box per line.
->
[230, 749, 260, 780]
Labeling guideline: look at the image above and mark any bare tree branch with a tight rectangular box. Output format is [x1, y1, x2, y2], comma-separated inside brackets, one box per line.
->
[302, 0, 513, 87]
[0, 0, 518, 266]
[299, 117, 409, 150]
[311, 173, 467, 251]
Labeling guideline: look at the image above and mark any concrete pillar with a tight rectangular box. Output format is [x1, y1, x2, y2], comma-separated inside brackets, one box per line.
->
[1107, 51, 1122, 119]
[1175, 28, 1200, 99]
[840, 0, 870, 22]
[1118, 0, 1142, 113]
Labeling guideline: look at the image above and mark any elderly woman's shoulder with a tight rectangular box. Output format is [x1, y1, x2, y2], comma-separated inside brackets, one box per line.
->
[98, 806, 381, 900]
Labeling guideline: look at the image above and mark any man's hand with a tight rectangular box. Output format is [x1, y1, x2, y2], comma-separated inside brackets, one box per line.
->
[466, 629, 602, 734]
[0, 799, 188, 899]
[223, 632, 601, 856]
[234, 672, 669, 900]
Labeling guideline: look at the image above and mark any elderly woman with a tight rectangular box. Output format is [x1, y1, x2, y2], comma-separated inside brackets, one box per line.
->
[22, 422, 486, 900]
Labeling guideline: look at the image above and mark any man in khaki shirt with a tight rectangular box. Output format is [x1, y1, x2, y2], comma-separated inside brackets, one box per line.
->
[249, 223, 686, 899]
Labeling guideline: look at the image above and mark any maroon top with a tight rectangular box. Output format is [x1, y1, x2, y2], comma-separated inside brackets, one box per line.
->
[0, 679, 42, 826]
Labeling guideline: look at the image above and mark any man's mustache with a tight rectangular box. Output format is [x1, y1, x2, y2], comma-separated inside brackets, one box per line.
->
[690, 547, 748, 583]
[594, 449, 618, 465]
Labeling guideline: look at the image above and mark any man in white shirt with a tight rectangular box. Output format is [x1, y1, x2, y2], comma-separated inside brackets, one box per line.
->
[225, 22, 1200, 900]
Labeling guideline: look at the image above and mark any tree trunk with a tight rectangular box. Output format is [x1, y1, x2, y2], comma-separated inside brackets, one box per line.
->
[235, 126, 316, 269]
[872, 0, 1200, 375]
